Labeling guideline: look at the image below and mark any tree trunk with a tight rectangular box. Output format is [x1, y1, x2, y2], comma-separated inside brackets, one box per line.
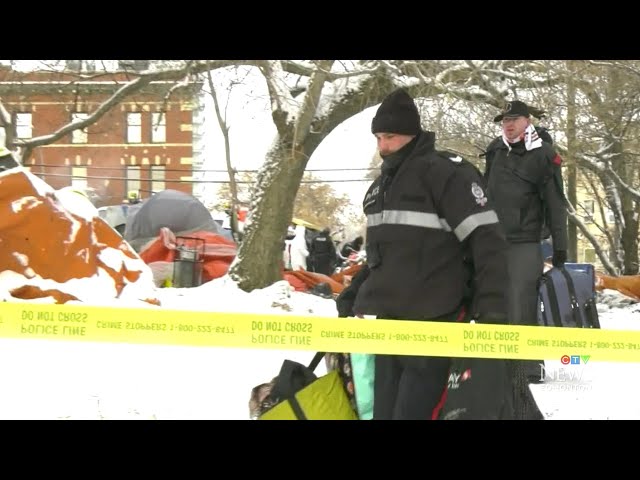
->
[622, 212, 639, 274]
[228, 67, 397, 292]
[228, 139, 306, 290]
[228, 60, 337, 291]
[566, 61, 578, 262]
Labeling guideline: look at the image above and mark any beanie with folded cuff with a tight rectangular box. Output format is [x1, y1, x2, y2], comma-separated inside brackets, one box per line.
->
[371, 88, 421, 136]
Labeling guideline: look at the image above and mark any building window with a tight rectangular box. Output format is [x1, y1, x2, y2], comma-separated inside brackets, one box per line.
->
[606, 209, 616, 224]
[150, 165, 166, 193]
[66, 60, 81, 71]
[127, 113, 141, 144]
[584, 248, 596, 264]
[71, 167, 87, 190]
[15, 113, 32, 139]
[582, 200, 594, 224]
[151, 113, 166, 143]
[126, 166, 141, 198]
[71, 113, 89, 144]
[66, 60, 96, 73]
[118, 60, 150, 71]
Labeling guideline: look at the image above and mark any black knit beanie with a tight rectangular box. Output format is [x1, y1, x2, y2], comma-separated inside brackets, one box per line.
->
[371, 88, 421, 135]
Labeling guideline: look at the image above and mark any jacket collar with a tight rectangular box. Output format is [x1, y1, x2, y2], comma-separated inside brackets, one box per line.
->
[497, 138, 527, 156]
[380, 131, 436, 175]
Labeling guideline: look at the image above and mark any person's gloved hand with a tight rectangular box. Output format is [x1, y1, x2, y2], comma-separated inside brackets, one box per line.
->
[552, 250, 567, 268]
[335, 264, 370, 318]
[336, 287, 357, 318]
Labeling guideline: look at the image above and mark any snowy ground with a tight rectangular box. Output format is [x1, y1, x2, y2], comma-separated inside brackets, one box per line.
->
[531, 291, 640, 420]
[0, 279, 638, 420]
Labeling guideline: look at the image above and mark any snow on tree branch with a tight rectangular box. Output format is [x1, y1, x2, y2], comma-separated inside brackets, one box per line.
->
[604, 161, 640, 202]
[566, 196, 619, 274]
[258, 61, 299, 133]
[292, 60, 335, 147]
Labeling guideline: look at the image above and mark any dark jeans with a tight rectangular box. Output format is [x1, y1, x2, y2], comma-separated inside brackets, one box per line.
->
[373, 309, 461, 420]
[309, 254, 334, 276]
[506, 242, 544, 380]
[374, 353, 450, 420]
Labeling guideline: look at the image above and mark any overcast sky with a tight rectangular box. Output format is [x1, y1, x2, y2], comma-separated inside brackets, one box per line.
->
[197, 67, 378, 207]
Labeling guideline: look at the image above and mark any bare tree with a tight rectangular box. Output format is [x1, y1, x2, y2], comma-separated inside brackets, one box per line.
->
[292, 173, 352, 228]
[0, 61, 251, 164]
[9, 59, 640, 287]
[228, 60, 337, 289]
[557, 61, 640, 274]
[227, 61, 403, 290]
[215, 171, 352, 230]
[204, 69, 242, 242]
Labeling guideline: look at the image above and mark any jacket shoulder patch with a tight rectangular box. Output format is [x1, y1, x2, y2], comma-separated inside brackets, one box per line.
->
[471, 182, 488, 206]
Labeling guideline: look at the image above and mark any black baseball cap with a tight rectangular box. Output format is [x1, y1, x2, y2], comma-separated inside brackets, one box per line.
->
[493, 100, 530, 122]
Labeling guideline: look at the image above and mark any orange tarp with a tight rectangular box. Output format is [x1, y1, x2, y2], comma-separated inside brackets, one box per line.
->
[330, 263, 364, 287]
[0, 168, 158, 304]
[596, 273, 640, 301]
[286, 269, 345, 295]
[139, 227, 237, 283]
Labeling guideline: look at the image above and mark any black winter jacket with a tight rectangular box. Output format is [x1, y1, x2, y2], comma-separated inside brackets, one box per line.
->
[353, 131, 508, 320]
[483, 137, 567, 251]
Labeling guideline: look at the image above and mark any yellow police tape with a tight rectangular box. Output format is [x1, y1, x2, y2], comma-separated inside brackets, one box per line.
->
[0, 302, 639, 362]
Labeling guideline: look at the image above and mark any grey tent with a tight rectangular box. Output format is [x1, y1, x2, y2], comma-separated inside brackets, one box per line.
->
[98, 204, 130, 235]
[123, 189, 230, 251]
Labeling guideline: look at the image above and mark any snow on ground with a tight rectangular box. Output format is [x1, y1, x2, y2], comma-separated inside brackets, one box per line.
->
[532, 292, 640, 420]
[0, 279, 638, 419]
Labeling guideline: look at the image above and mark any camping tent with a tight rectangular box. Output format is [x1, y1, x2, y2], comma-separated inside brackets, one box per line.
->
[97, 204, 130, 235]
[123, 189, 230, 251]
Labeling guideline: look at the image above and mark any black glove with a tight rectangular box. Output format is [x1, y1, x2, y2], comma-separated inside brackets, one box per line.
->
[335, 264, 370, 318]
[336, 286, 357, 318]
[552, 250, 567, 268]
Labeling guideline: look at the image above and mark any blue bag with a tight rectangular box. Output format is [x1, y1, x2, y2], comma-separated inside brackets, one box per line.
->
[538, 263, 600, 328]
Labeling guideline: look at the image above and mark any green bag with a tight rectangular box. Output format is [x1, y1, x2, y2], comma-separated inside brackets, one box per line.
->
[259, 353, 358, 420]
[351, 353, 375, 420]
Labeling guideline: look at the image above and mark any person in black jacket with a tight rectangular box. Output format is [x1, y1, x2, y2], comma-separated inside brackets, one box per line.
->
[340, 236, 364, 258]
[483, 100, 568, 385]
[308, 227, 337, 276]
[336, 88, 510, 420]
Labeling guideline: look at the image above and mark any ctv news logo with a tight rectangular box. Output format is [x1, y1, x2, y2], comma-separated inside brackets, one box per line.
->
[539, 355, 593, 391]
[560, 354, 590, 365]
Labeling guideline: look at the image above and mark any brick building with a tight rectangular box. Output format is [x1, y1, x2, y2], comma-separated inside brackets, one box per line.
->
[0, 62, 200, 207]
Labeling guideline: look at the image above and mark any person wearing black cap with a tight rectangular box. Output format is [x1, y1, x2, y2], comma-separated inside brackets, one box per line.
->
[483, 100, 568, 389]
[335, 88, 512, 420]
[340, 235, 364, 258]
